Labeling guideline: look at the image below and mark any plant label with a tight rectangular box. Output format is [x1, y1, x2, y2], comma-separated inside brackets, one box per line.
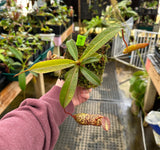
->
[76, 34, 86, 46]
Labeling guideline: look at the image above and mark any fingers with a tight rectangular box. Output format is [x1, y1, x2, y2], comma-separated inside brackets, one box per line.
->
[80, 88, 92, 94]
[80, 88, 92, 101]
[55, 79, 64, 88]
[80, 93, 90, 99]
[72, 87, 93, 107]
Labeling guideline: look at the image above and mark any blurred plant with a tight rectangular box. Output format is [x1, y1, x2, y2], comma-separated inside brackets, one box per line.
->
[122, 41, 149, 116]
[143, 15, 154, 25]
[102, 0, 139, 21]
[40, 25, 53, 33]
[0, 33, 45, 90]
[129, 70, 148, 115]
[83, 0, 138, 36]
[141, 1, 158, 9]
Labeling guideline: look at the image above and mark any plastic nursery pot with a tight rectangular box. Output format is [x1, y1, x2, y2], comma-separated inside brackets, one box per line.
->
[0, 72, 10, 91]
[49, 6, 59, 11]
[2, 66, 30, 82]
[35, 15, 47, 22]
[67, 16, 74, 26]
[136, 23, 153, 31]
[155, 45, 160, 59]
[47, 24, 64, 36]
[60, 43, 109, 89]
[29, 26, 41, 35]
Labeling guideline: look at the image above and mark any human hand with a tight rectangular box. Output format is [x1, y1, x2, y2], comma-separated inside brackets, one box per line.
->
[55, 78, 64, 88]
[72, 87, 92, 106]
[55, 79, 92, 106]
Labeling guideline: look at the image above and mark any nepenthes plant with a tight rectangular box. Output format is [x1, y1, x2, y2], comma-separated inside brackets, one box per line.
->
[16, 25, 123, 131]
[15, 26, 149, 132]
[17, 25, 123, 108]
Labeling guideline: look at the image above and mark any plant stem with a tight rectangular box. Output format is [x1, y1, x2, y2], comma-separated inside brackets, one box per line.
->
[136, 50, 146, 71]
[64, 109, 75, 119]
[122, 29, 128, 48]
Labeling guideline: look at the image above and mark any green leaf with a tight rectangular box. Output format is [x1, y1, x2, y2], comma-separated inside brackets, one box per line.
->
[29, 59, 75, 73]
[12, 62, 22, 66]
[130, 76, 138, 85]
[9, 47, 23, 63]
[81, 53, 102, 65]
[80, 66, 100, 85]
[133, 70, 147, 76]
[18, 70, 26, 91]
[0, 49, 5, 53]
[129, 79, 143, 93]
[0, 54, 5, 62]
[139, 81, 147, 94]
[60, 65, 79, 108]
[66, 39, 78, 61]
[80, 26, 122, 61]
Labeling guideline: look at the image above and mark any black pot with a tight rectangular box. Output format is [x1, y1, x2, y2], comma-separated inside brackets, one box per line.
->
[138, 8, 146, 15]
[0, 27, 8, 34]
[0, 26, 3, 34]
[47, 24, 64, 36]
[29, 26, 41, 35]
[27, 12, 37, 21]
[67, 16, 74, 25]
[0, 73, 10, 92]
[14, 24, 21, 32]
[36, 15, 46, 22]
[46, 15, 54, 21]
[46, 1, 51, 6]
[136, 23, 153, 31]
[49, 6, 59, 11]
[152, 9, 158, 15]
[155, 45, 160, 59]
[45, 42, 50, 50]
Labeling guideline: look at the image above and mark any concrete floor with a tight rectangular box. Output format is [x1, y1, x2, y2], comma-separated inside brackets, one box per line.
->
[115, 60, 160, 150]
[1, 59, 160, 150]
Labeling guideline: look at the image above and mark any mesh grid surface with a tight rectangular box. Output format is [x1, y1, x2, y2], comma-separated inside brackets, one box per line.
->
[54, 61, 126, 150]
[90, 62, 121, 101]
[54, 101, 127, 150]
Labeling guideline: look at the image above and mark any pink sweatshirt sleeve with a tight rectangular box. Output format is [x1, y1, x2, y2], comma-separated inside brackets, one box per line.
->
[0, 85, 74, 150]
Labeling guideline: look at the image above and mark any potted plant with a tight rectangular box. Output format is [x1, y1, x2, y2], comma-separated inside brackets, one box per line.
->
[136, 15, 154, 31]
[46, 16, 64, 35]
[129, 70, 148, 116]
[15, 25, 123, 130]
[0, 32, 47, 91]
[122, 43, 149, 116]
[16, 0, 133, 109]
[35, 11, 54, 22]
[17, 24, 123, 106]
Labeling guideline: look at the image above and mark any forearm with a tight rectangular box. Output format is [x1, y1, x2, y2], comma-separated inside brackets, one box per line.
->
[0, 86, 74, 150]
